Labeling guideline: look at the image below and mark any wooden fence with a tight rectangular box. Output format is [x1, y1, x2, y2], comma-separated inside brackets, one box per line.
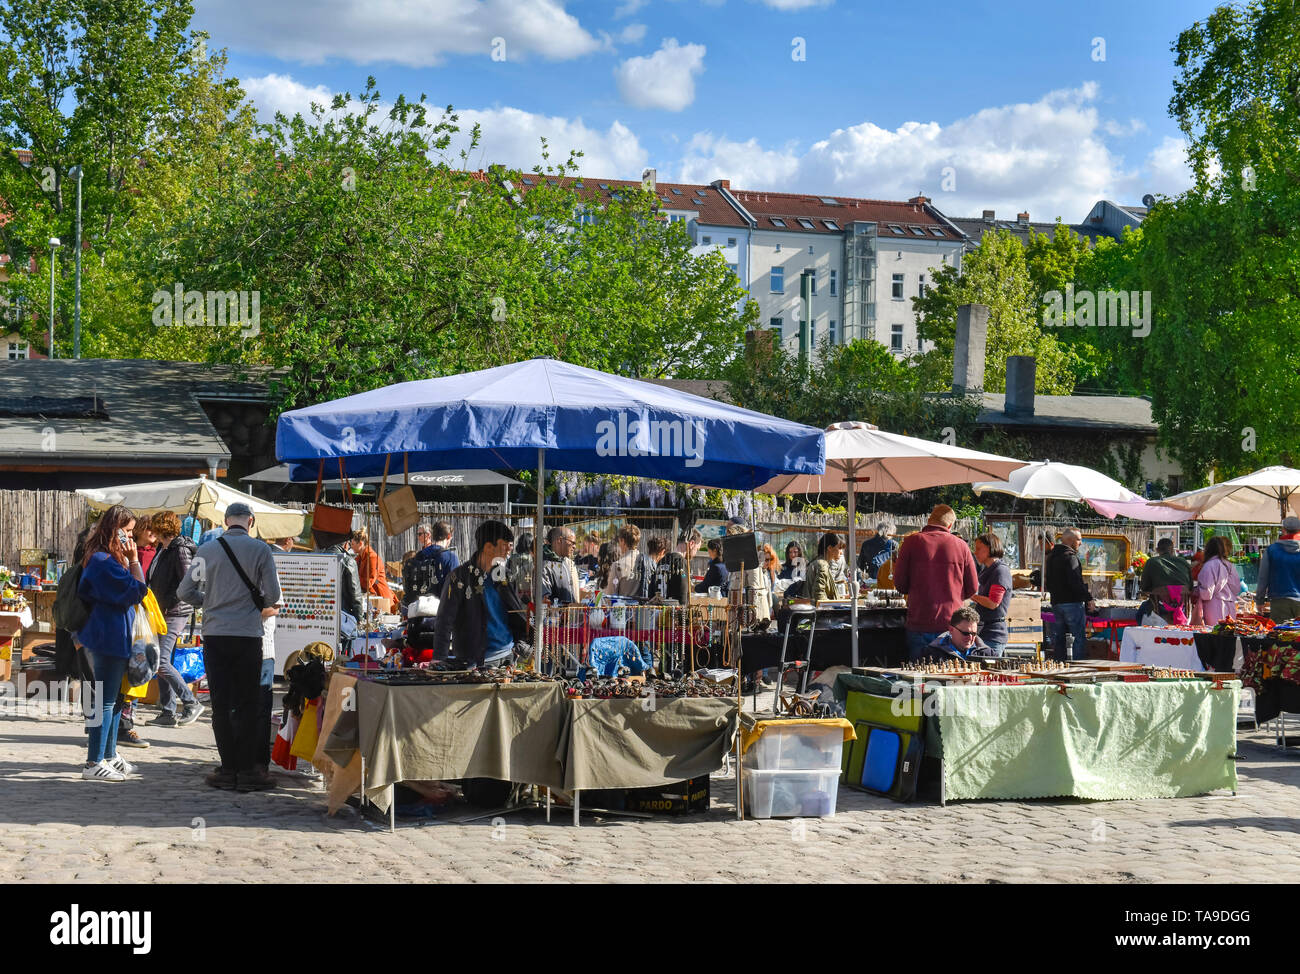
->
[0, 490, 92, 568]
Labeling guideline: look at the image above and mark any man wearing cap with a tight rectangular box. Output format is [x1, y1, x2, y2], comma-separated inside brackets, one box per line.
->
[177, 502, 282, 792]
[1258, 517, 1300, 623]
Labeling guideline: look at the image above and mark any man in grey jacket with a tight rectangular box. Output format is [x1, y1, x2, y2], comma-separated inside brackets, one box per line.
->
[178, 503, 282, 793]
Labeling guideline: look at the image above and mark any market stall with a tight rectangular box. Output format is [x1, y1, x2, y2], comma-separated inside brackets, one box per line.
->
[740, 602, 908, 674]
[835, 665, 1238, 804]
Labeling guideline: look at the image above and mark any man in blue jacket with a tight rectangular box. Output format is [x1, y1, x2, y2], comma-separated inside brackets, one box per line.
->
[1258, 516, 1300, 623]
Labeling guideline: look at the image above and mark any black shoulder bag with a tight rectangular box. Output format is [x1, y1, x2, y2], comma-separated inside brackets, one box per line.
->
[217, 537, 268, 610]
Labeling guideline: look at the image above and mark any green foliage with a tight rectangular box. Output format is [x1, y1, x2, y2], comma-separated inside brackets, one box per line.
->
[912, 229, 1077, 394]
[1140, 0, 1300, 479]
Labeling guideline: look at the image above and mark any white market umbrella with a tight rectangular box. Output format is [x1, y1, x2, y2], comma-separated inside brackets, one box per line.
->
[972, 460, 1140, 504]
[755, 421, 1028, 665]
[1153, 466, 1300, 523]
[77, 476, 306, 540]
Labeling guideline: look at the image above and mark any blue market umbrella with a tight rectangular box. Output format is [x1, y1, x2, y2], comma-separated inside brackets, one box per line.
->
[275, 358, 826, 665]
[277, 358, 824, 488]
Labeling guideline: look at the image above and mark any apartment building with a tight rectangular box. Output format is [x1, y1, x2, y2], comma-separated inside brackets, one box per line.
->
[728, 190, 965, 356]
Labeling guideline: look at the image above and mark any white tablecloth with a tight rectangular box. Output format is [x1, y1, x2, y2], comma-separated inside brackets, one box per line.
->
[1118, 626, 1204, 670]
[0, 607, 35, 630]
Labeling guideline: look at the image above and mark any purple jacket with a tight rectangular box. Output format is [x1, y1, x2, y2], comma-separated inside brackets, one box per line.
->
[1196, 556, 1242, 625]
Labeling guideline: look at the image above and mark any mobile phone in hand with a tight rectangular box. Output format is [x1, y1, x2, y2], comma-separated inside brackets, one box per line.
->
[117, 530, 130, 547]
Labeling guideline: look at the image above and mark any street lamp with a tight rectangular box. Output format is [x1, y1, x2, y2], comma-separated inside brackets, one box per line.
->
[47, 238, 60, 359]
[68, 165, 82, 358]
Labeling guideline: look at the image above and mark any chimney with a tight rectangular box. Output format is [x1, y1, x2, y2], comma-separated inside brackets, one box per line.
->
[712, 178, 730, 190]
[982, 209, 995, 223]
[952, 304, 989, 395]
[641, 167, 657, 192]
[1005, 356, 1037, 418]
[1017, 211, 1030, 226]
[909, 195, 929, 207]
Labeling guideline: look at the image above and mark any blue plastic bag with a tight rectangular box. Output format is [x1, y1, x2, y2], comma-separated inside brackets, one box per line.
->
[173, 645, 206, 683]
[587, 636, 652, 677]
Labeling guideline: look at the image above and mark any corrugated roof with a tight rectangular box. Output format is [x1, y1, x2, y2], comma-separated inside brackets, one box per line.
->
[948, 215, 1108, 249]
[977, 393, 1156, 433]
[0, 359, 275, 469]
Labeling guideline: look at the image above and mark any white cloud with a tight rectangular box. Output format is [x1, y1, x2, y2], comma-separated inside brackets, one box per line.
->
[757, 0, 833, 9]
[615, 38, 706, 111]
[239, 73, 648, 176]
[614, 0, 648, 16]
[193, 0, 602, 66]
[1135, 136, 1194, 199]
[676, 82, 1182, 222]
[618, 23, 648, 44]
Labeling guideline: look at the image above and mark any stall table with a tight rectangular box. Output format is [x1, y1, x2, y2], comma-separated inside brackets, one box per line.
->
[1238, 636, 1300, 725]
[1119, 626, 1207, 670]
[741, 605, 907, 675]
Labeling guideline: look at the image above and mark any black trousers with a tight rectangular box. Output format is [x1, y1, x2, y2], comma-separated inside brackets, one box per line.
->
[203, 635, 264, 775]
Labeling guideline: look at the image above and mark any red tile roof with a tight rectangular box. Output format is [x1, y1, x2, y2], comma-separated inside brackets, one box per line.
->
[486, 171, 749, 228]
[732, 189, 959, 239]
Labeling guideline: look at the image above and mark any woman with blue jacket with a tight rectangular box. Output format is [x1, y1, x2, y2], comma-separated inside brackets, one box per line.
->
[77, 505, 149, 781]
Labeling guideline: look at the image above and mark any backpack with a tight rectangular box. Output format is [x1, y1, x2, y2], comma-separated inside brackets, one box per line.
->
[53, 562, 91, 633]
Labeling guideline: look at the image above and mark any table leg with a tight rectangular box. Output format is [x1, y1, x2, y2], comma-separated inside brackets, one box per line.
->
[573, 789, 580, 827]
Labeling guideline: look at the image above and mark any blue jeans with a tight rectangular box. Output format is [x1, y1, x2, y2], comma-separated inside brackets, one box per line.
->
[1051, 603, 1088, 661]
[86, 652, 128, 764]
[906, 630, 944, 661]
[156, 624, 197, 715]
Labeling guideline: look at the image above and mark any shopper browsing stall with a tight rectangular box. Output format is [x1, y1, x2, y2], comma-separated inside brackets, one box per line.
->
[177, 502, 282, 792]
[144, 511, 203, 727]
[803, 532, 842, 604]
[1045, 528, 1097, 661]
[924, 607, 994, 659]
[541, 526, 581, 604]
[433, 520, 529, 667]
[969, 532, 1012, 656]
[693, 538, 730, 595]
[893, 505, 980, 661]
[1257, 516, 1300, 623]
[648, 535, 690, 604]
[1195, 536, 1243, 625]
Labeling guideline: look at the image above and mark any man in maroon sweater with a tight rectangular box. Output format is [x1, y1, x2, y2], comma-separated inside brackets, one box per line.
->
[893, 504, 980, 660]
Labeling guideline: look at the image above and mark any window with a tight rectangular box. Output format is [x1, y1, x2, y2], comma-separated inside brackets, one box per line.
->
[727, 263, 739, 277]
[892, 273, 904, 299]
[521, 177, 533, 185]
[829, 269, 837, 296]
[910, 226, 925, 236]
[702, 235, 712, 245]
[807, 269, 816, 295]
[770, 218, 786, 228]
[819, 197, 840, 205]
[671, 188, 683, 196]
[775, 243, 781, 253]
[7, 341, 29, 360]
[808, 245, 814, 254]
[727, 237, 736, 247]
[797, 219, 815, 230]
[829, 320, 838, 345]
[598, 183, 609, 190]
[824, 220, 840, 231]
[888, 224, 904, 235]
[918, 274, 927, 298]
[691, 198, 704, 205]
[930, 227, 945, 237]
[809, 320, 816, 344]
[770, 316, 783, 335]
[771, 266, 784, 294]
[890, 325, 904, 352]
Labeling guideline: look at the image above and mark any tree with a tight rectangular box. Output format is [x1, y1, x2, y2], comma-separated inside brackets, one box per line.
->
[148, 83, 754, 411]
[913, 229, 1077, 393]
[1138, 0, 1300, 480]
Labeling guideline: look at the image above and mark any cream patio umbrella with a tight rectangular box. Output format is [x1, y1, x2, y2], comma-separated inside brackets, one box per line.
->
[755, 421, 1028, 665]
[1153, 466, 1300, 524]
[77, 475, 306, 540]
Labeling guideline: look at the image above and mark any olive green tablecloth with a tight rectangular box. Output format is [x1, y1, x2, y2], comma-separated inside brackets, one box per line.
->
[323, 680, 569, 810]
[560, 697, 739, 791]
[930, 681, 1239, 801]
[320, 680, 739, 809]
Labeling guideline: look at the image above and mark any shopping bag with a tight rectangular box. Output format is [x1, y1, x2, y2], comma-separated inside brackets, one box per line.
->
[173, 644, 206, 683]
[126, 606, 160, 687]
[272, 716, 298, 771]
[141, 590, 168, 637]
[377, 453, 419, 536]
[311, 460, 356, 535]
[120, 674, 149, 699]
[289, 699, 321, 759]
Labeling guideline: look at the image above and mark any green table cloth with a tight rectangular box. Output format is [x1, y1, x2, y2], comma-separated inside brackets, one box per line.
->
[930, 681, 1239, 801]
[323, 680, 570, 810]
[560, 697, 738, 791]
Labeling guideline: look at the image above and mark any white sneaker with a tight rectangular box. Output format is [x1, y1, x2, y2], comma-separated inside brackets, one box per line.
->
[82, 760, 125, 782]
[109, 754, 137, 776]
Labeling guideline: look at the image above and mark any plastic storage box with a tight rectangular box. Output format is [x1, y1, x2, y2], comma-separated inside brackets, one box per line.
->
[743, 722, 845, 772]
[742, 769, 840, 818]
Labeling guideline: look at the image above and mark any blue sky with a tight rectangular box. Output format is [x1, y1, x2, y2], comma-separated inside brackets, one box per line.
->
[194, 0, 1218, 221]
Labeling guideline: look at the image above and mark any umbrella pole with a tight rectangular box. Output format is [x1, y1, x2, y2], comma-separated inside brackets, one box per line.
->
[533, 448, 546, 672]
[847, 465, 859, 668]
